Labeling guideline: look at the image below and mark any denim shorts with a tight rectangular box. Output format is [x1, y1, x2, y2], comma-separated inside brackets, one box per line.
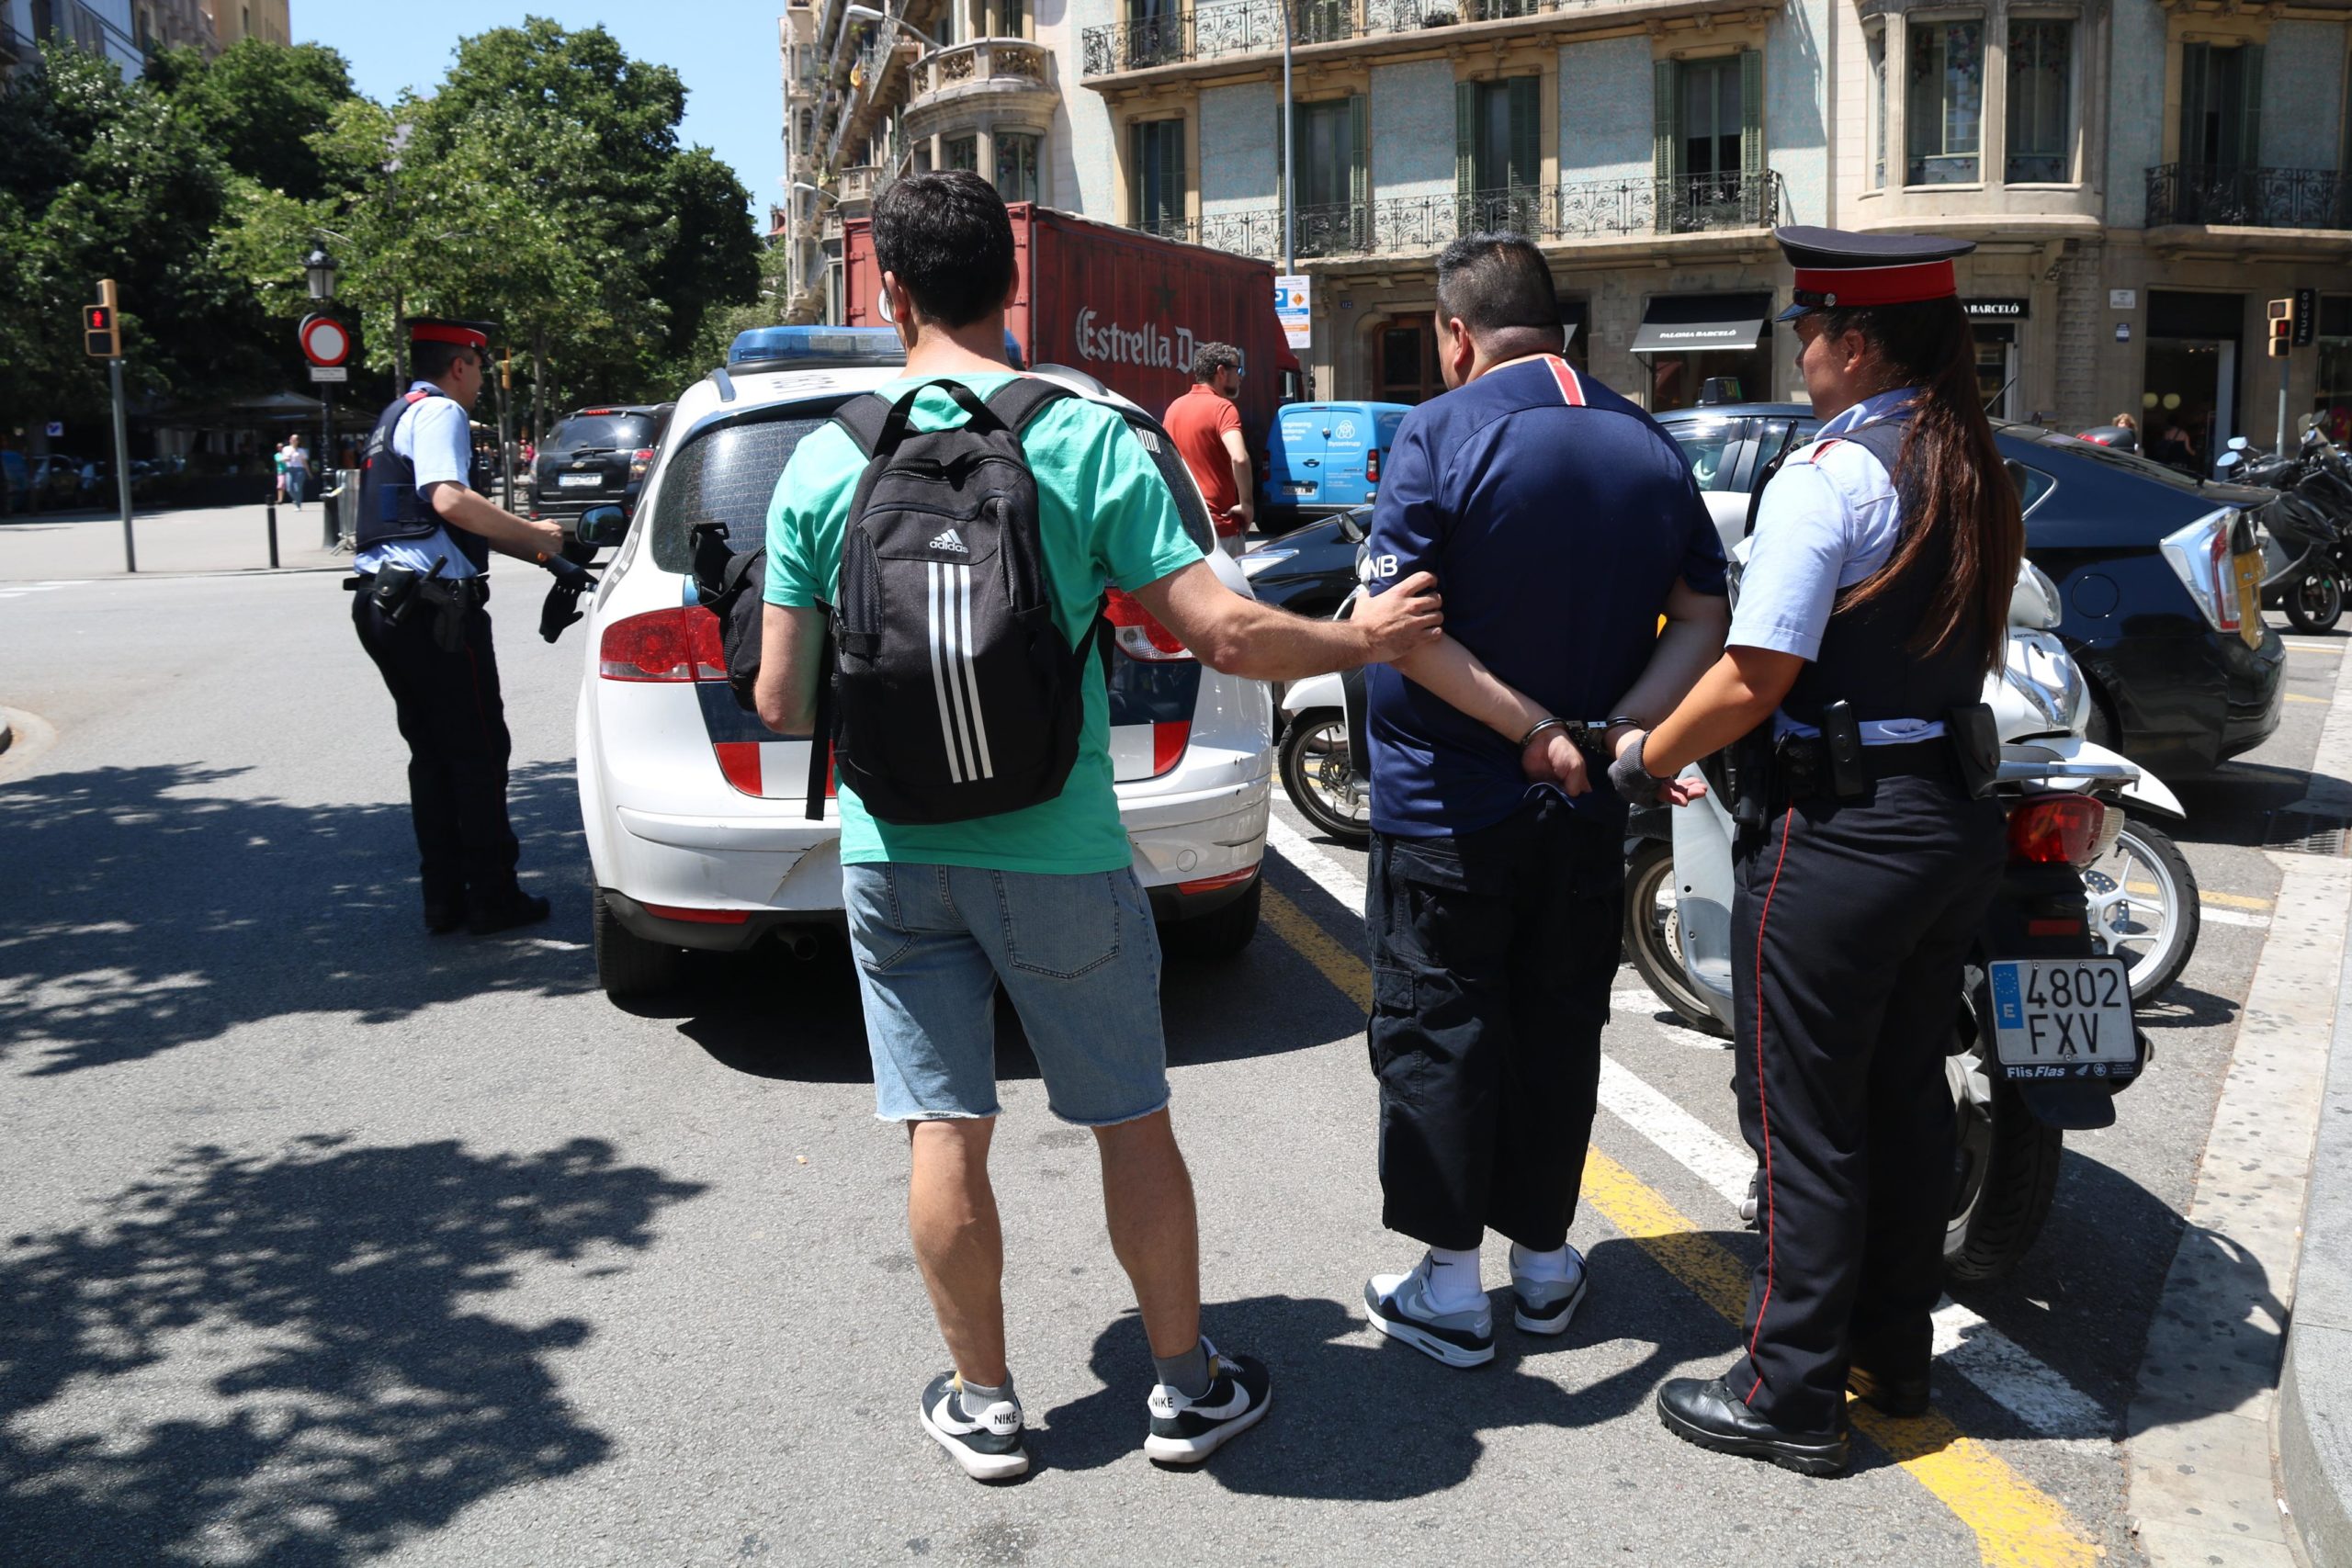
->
[842, 862, 1170, 1125]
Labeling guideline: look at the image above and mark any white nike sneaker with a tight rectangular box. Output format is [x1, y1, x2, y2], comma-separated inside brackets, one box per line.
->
[918, 1371, 1029, 1481]
[1143, 1338, 1272, 1464]
[1365, 1254, 1497, 1368]
[1510, 1245, 1589, 1336]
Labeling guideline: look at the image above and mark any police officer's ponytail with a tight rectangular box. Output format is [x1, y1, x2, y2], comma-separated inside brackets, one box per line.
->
[1813, 298, 2024, 676]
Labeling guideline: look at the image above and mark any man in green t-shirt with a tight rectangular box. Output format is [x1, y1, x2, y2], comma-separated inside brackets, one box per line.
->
[755, 172, 1442, 1483]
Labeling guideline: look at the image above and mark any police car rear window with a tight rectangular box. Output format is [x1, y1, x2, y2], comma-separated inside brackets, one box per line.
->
[647, 414, 830, 575]
[548, 414, 656, 453]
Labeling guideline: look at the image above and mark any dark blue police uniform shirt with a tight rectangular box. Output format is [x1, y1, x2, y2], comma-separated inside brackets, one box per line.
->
[1364, 356, 1727, 837]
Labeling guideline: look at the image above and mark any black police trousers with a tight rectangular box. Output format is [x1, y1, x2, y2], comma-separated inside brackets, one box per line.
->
[1366, 794, 1623, 1253]
[1724, 760, 2005, 1431]
[351, 584, 522, 912]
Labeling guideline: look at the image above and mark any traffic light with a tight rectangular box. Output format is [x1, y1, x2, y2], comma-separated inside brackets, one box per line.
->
[2268, 297, 2294, 360]
[83, 278, 121, 358]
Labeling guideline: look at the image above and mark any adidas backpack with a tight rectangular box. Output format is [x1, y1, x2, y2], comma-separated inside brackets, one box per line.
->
[813, 376, 1104, 826]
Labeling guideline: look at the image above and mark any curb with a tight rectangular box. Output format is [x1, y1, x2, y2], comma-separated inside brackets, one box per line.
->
[2277, 919, 2352, 1568]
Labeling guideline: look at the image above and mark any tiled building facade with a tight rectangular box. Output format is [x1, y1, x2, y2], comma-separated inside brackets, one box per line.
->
[792, 0, 2352, 446]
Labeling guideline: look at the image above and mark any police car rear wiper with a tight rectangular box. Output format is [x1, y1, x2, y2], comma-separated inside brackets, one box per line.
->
[566, 446, 616, 457]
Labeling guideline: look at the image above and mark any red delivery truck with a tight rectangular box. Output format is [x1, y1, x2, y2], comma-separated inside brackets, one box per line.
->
[843, 203, 1301, 466]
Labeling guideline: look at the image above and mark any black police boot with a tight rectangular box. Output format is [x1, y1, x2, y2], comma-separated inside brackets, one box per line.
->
[424, 898, 469, 936]
[1846, 1361, 1931, 1417]
[1657, 1376, 1849, 1476]
[468, 890, 551, 936]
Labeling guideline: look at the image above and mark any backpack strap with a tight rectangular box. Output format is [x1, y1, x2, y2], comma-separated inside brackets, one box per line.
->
[831, 392, 895, 457]
[982, 376, 1073, 435]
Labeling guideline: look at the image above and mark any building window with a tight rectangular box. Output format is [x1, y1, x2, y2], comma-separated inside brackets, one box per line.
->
[1456, 76, 1541, 229]
[2006, 20, 2073, 182]
[1129, 118, 1185, 236]
[1290, 95, 1368, 254]
[1866, 24, 1889, 189]
[2179, 42, 2262, 173]
[996, 130, 1040, 204]
[1907, 19, 1984, 185]
[944, 134, 978, 173]
[998, 0, 1027, 36]
[2315, 296, 2352, 442]
[1652, 52, 1765, 230]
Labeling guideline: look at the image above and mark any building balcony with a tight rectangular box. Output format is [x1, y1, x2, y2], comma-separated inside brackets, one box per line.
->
[2144, 164, 2352, 234]
[903, 39, 1057, 137]
[837, 163, 889, 211]
[1145, 171, 1782, 261]
[1082, 0, 1721, 83]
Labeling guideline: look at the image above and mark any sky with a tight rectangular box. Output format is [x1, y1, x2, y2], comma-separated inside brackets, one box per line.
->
[295, 4, 785, 217]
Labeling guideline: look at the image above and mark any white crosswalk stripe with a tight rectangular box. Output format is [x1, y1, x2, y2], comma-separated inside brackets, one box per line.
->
[1266, 807, 2116, 1449]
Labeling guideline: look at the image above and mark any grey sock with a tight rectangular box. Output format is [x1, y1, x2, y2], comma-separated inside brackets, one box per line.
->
[956, 1376, 1013, 1422]
[1154, 1338, 1214, 1399]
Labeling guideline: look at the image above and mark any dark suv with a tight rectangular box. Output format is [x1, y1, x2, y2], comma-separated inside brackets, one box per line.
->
[531, 404, 673, 532]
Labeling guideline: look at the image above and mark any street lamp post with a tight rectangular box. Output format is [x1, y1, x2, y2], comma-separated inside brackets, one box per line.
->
[1282, 5, 1295, 274]
[843, 4, 942, 50]
[303, 244, 339, 546]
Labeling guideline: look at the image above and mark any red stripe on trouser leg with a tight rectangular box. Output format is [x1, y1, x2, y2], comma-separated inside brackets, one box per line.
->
[1744, 805, 1797, 1406]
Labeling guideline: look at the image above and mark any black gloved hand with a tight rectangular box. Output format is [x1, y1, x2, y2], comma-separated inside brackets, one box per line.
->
[1606, 729, 1668, 806]
[539, 580, 586, 644]
[543, 552, 597, 592]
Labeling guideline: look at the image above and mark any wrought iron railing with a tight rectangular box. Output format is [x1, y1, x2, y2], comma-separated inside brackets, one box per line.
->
[2145, 164, 2352, 231]
[1084, 0, 1621, 75]
[1141, 172, 1781, 260]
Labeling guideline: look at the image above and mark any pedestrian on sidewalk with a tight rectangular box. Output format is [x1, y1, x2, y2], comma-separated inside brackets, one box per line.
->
[284, 433, 311, 509]
[349, 317, 589, 939]
[272, 438, 288, 504]
[1621, 227, 2024, 1476]
[1163, 342, 1252, 556]
[753, 170, 1443, 1483]
[1352, 232, 1729, 1370]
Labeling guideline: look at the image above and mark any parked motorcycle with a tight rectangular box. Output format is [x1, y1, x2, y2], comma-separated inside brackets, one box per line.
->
[1277, 517, 1374, 839]
[2227, 421, 2352, 634]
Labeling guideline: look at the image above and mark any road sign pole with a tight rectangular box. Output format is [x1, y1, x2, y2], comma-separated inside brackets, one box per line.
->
[107, 356, 135, 573]
[2279, 352, 2290, 457]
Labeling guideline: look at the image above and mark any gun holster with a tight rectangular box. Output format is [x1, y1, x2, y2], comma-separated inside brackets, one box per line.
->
[1945, 702, 2001, 798]
[370, 564, 424, 627]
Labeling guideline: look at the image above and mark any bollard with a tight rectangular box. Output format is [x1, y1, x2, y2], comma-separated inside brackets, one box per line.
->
[266, 493, 279, 570]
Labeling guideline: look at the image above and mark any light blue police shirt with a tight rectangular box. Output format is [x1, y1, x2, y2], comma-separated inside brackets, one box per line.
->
[1727, 386, 1947, 744]
[353, 383, 481, 581]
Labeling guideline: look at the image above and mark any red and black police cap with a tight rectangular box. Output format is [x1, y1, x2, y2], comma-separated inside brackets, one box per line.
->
[403, 317, 496, 351]
[1774, 226, 1974, 321]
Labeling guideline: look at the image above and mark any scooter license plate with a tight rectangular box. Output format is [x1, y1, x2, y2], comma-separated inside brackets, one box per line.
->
[1987, 957, 2137, 1080]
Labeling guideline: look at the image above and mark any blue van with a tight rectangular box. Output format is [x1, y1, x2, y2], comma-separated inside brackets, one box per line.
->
[1262, 401, 1410, 524]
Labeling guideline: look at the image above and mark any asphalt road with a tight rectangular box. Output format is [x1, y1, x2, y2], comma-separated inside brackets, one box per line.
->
[0, 561, 2336, 1567]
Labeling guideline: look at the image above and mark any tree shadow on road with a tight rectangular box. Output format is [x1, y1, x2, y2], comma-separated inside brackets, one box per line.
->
[0, 1133, 704, 1567]
[0, 759, 595, 1077]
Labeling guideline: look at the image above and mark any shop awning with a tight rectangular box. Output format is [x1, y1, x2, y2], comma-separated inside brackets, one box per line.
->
[1629, 293, 1773, 356]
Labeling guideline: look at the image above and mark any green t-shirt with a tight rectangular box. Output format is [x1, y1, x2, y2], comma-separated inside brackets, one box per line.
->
[763, 373, 1204, 874]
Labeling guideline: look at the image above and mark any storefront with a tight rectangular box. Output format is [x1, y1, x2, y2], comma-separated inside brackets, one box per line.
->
[1629, 292, 1774, 412]
[2315, 294, 2352, 444]
[2141, 290, 2245, 475]
[1965, 297, 2028, 417]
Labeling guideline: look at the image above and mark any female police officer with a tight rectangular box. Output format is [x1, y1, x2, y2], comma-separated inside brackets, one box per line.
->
[1607, 227, 2025, 1474]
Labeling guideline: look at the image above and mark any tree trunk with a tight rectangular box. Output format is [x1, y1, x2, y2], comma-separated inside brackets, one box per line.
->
[531, 327, 548, 448]
[392, 285, 408, 389]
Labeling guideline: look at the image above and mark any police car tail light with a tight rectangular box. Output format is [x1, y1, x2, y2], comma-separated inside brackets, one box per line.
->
[2007, 795, 2107, 867]
[1103, 588, 1193, 662]
[2158, 509, 2244, 634]
[598, 607, 726, 682]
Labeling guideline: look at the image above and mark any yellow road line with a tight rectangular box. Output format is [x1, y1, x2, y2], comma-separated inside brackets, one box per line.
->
[2285, 692, 2329, 705]
[2116, 882, 2272, 912]
[1266, 891, 2104, 1568]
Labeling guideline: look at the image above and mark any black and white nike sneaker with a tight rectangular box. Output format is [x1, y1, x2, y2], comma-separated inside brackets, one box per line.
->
[1143, 1338, 1272, 1465]
[1365, 1255, 1497, 1367]
[918, 1371, 1030, 1482]
[1510, 1245, 1589, 1336]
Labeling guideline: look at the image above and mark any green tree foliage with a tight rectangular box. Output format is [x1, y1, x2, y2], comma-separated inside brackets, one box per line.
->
[144, 38, 357, 201]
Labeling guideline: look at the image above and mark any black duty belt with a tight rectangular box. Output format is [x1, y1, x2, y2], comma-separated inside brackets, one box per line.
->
[346, 570, 490, 609]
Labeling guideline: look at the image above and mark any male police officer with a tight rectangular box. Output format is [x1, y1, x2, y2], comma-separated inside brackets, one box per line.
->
[350, 318, 584, 935]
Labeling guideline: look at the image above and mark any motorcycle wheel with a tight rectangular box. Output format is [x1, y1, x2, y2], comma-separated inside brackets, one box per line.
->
[1622, 841, 1729, 1036]
[1277, 709, 1372, 842]
[2083, 815, 2199, 1005]
[2283, 570, 2345, 633]
[1945, 994, 2064, 1284]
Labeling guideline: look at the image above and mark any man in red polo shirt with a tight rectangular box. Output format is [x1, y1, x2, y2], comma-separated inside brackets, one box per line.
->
[1164, 343, 1251, 555]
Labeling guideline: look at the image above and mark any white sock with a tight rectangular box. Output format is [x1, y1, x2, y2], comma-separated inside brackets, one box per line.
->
[1510, 1242, 1578, 1282]
[1422, 1246, 1486, 1313]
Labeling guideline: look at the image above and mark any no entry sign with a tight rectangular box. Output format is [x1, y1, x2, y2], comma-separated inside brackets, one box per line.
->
[298, 313, 350, 367]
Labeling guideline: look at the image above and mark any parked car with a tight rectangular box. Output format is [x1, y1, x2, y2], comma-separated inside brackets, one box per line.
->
[572, 327, 1275, 999]
[531, 403, 674, 535]
[1656, 402, 2286, 779]
[1261, 400, 1409, 529]
[1236, 507, 1369, 621]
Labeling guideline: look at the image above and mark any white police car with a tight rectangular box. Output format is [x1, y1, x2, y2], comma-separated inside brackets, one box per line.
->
[573, 327, 1274, 998]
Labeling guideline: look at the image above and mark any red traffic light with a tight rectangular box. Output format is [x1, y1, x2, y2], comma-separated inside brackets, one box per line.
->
[84, 306, 109, 330]
[83, 302, 120, 358]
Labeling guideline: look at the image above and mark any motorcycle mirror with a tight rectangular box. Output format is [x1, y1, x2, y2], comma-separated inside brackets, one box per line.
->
[2299, 412, 2318, 434]
[577, 505, 628, 547]
[1337, 510, 1368, 544]
[2228, 435, 2251, 451]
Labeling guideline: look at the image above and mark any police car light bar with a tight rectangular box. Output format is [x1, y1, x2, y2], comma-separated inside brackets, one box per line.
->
[727, 326, 906, 370]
